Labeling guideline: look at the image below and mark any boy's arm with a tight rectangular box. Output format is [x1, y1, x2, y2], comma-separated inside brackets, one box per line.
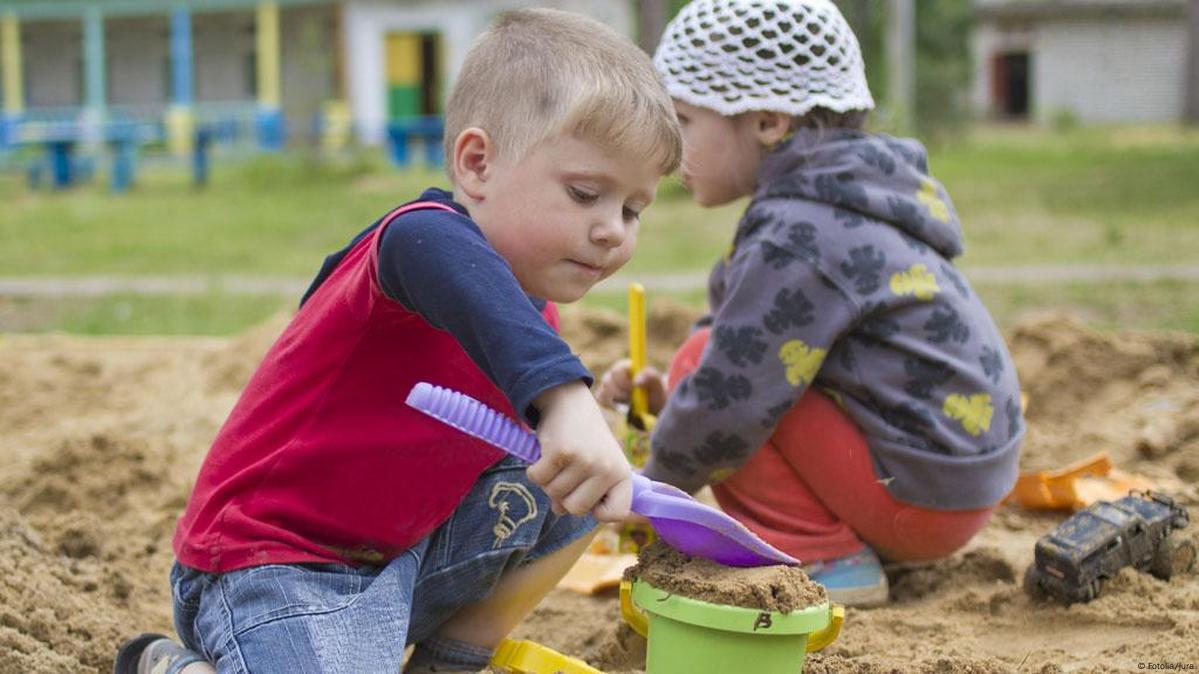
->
[378, 209, 590, 424]
[643, 243, 857, 494]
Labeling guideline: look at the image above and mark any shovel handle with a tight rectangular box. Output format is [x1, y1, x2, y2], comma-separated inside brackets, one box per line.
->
[406, 382, 541, 464]
[408, 382, 652, 505]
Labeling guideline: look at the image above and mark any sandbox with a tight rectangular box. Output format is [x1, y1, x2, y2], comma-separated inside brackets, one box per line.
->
[0, 307, 1196, 672]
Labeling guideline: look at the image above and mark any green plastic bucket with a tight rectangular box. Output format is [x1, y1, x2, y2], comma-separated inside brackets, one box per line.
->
[625, 579, 842, 674]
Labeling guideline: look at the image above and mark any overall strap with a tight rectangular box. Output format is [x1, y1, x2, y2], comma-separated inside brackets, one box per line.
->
[378, 200, 459, 229]
[300, 200, 462, 306]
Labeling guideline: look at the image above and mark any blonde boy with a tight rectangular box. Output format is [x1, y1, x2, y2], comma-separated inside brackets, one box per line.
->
[116, 9, 680, 674]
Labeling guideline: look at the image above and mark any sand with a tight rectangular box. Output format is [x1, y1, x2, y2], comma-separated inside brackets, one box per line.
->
[0, 308, 1196, 673]
[625, 540, 827, 612]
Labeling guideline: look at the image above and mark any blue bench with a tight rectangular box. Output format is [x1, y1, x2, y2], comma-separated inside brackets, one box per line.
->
[20, 119, 213, 192]
[386, 116, 445, 168]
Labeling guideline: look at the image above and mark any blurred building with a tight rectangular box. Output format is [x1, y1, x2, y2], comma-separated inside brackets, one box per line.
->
[971, 0, 1190, 123]
[0, 0, 634, 151]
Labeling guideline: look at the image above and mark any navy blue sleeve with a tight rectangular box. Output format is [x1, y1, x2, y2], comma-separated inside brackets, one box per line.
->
[377, 208, 592, 425]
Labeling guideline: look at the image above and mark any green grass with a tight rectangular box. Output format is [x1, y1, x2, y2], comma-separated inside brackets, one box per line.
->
[936, 126, 1199, 267]
[975, 279, 1199, 334]
[0, 292, 292, 335]
[3, 125, 1199, 335]
[8, 280, 1195, 336]
[0, 152, 445, 276]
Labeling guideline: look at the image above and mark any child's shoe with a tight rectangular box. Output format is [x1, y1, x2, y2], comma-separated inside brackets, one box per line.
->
[804, 547, 890, 607]
[113, 633, 206, 674]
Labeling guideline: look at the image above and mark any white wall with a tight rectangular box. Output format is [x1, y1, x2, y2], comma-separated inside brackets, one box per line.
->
[1035, 17, 1186, 123]
[24, 20, 82, 108]
[193, 10, 256, 103]
[107, 16, 169, 110]
[343, 0, 635, 145]
[972, 15, 1188, 123]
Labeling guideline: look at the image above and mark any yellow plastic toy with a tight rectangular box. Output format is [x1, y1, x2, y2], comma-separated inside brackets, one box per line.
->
[490, 638, 603, 674]
[620, 282, 658, 553]
[624, 281, 656, 462]
[559, 284, 657, 595]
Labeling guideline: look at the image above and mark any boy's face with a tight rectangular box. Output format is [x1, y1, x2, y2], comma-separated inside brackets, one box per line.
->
[673, 99, 763, 207]
[468, 134, 661, 303]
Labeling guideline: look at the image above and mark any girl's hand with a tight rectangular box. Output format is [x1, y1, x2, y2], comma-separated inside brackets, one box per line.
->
[596, 358, 668, 414]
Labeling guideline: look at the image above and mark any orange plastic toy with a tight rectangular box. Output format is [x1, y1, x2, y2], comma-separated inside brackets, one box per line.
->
[1005, 451, 1154, 511]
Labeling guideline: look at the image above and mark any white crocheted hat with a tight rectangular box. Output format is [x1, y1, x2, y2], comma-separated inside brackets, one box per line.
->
[654, 0, 875, 117]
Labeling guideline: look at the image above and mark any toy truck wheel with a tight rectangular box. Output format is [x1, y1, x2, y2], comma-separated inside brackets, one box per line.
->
[1151, 537, 1197, 580]
[1022, 566, 1048, 601]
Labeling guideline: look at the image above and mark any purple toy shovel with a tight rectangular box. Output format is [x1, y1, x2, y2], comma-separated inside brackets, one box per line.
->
[406, 382, 798, 568]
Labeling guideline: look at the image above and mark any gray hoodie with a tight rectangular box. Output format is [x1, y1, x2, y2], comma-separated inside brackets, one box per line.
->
[643, 129, 1023, 510]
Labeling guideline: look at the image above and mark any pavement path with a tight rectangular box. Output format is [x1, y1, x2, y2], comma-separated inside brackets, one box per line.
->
[2, 264, 1199, 298]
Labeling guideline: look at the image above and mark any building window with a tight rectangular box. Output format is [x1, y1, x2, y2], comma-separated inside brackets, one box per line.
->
[991, 51, 1031, 118]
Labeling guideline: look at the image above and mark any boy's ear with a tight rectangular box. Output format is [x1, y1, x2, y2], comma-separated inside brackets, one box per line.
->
[452, 128, 493, 201]
[754, 111, 792, 146]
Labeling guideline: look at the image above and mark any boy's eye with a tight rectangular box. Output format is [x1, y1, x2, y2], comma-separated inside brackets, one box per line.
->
[623, 207, 641, 222]
[568, 186, 598, 204]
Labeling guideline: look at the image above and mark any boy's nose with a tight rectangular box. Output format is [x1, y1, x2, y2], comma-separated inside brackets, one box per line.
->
[590, 212, 627, 248]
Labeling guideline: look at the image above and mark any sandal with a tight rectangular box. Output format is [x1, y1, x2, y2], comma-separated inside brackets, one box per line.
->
[114, 632, 206, 674]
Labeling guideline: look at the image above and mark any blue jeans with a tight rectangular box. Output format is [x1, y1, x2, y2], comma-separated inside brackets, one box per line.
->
[170, 457, 595, 673]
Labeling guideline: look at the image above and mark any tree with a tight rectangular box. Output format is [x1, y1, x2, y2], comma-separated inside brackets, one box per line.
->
[836, 0, 973, 140]
[887, 0, 915, 133]
[1186, 0, 1199, 123]
[637, 0, 670, 55]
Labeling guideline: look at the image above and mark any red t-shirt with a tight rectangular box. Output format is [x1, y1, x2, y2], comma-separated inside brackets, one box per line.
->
[174, 202, 560, 572]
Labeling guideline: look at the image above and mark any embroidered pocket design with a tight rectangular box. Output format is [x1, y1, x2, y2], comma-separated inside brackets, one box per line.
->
[488, 482, 538, 548]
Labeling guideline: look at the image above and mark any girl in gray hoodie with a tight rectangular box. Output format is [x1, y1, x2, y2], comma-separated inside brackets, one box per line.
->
[599, 0, 1023, 606]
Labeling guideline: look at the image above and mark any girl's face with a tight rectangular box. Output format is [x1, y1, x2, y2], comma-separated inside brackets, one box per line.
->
[673, 100, 767, 207]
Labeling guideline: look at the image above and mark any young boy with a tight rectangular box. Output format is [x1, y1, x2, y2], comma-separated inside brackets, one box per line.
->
[115, 9, 680, 673]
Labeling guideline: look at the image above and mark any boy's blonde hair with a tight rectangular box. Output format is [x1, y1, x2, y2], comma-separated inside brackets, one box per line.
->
[444, 8, 681, 179]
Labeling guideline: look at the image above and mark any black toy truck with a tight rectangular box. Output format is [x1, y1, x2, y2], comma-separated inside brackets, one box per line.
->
[1024, 491, 1195, 604]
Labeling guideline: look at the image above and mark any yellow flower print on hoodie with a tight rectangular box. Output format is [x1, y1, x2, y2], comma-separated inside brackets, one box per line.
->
[779, 339, 827, 387]
[890, 263, 940, 300]
[943, 393, 994, 437]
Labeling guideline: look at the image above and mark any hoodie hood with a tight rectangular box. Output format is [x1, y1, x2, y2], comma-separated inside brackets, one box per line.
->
[755, 129, 964, 259]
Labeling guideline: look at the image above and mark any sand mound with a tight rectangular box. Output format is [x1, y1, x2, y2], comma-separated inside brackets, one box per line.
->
[626, 539, 827, 612]
[1011, 313, 1199, 484]
[0, 309, 1196, 672]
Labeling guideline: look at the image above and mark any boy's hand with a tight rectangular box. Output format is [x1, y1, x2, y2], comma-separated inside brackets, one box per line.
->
[529, 381, 633, 523]
[596, 358, 668, 414]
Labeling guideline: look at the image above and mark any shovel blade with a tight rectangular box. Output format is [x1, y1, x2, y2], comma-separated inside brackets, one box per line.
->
[631, 474, 798, 567]
[651, 517, 798, 567]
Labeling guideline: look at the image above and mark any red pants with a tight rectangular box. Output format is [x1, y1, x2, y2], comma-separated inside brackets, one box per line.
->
[668, 328, 995, 563]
